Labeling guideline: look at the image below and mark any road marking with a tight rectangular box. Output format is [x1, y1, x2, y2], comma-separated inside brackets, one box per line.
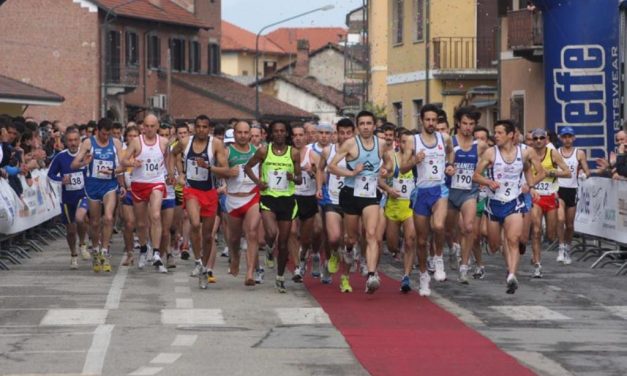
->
[490, 305, 572, 321]
[105, 263, 128, 309]
[176, 298, 193, 309]
[40, 309, 108, 326]
[604, 306, 627, 320]
[430, 292, 485, 326]
[82, 324, 114, 375]
[161, 309, 225, 325]
[275, 307, 331, 325]
[547, 285, 562, 292]
[150, 352, 182, 364]
[174, 286, 191, 294]
[128, 366, 163, 376]
[507, 350, 574, 376]
[171, 334, 197, 347]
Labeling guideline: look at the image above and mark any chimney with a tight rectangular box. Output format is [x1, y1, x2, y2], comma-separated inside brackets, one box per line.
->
[294, 39, 310, 77]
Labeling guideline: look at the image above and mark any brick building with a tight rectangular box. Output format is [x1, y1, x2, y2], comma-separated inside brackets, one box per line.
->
[0, 0, 311, 124]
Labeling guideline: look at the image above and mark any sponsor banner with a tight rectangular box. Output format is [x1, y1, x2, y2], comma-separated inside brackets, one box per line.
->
[575, 177, 627, 244]
[0, 169, 61, 235]
[537, 0, 620, 161]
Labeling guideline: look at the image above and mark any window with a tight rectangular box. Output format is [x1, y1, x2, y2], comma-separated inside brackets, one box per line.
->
[242, 70, 249, 76]
[125, 32, 139, 66]
[511, 94, 525, 132]
[170, 38, 186, 72]
[107, 30, 121, 82]
[413, 99, 423, 129]
[393, 102, 403, 128]
[208, 43, 220, 75]
[414, 0, 424, 41]
[393, 0, 404, 44]
[189, 40, 200, 73]
[263, 61, 276, 76]
[147, 34, 161, 69]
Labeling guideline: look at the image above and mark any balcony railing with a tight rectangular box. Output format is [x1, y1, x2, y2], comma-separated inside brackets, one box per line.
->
[432, 37, 496, 70]
[507, 9, 543, 50]
[344, 43, 368, 79]
[106, 64, 140, 88]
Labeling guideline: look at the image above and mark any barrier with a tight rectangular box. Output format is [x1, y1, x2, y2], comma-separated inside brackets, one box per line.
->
[575, 177, 627, 244]
[0, 168, 62, 235]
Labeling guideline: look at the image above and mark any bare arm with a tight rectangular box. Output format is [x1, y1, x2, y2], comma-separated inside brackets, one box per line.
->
[70, 138, 92, 170]
[550, 149, 572, 179]
[316, 147, 329, 193]
[244, 146, 268, 189]
[524, 148, 546, 187]
[328, 138, 360, 177]
[473, 147, 498, 190]
[211, 139, 238, 178]
[380, 148, 394, 179]
[577, 149, 591, 178]
[290, 147, 302, 185]
[120, 138, 140, 170]
[399, 134, 419, 174]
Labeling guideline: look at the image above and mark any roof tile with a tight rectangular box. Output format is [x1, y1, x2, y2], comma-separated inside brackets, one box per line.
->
[0, 74, 64, 103]
[221, 21, 285, 54]
[265, 27, 347, 54]
[96, 0, 208, 28]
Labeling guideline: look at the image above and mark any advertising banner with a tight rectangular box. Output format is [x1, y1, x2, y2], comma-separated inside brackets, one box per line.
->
[575, 177, 627, 244]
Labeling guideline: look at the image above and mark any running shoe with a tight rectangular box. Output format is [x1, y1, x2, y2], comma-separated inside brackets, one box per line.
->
[190, 260, 203, 277]
[122, 252, 134, 266]
[101, 254, 112, 273]
[166, 255, 176, 269]
[157, 265, 168, 273]
[138, 252, 147, 270]
[342, 247, 354, 265]
[70, 256, 78, 270]
[359, 258, 368, 277]
[146, 245, 153, 262]
[180, 248, 190, 261]
[426, 256, 435, 274]
[433, 256, 447, 282]
[275, 276, 287, 293]
[152, 251, 163, 267]
[458, 265, 469, 285]
[418, 272, 431, 296]
[400, 275, 411, 293]
[506, 274, 518, 294]
[80, 244, 91, 260]
[328, 251, 340, 274]
[311, 253, 321, 277]
[563, 248, 572, 265]
[365, 274, 380, 294]
[532, 263, 543, 279]
[449, 243, 460, 270]
[207, 270, 217, 283]
[199, 270, 208, 289]
[340, 274, 352, 293]
[321, 262, 332, 284]
[255, 268, 265, 284]
[265, 246, 275, 269]
[292, 267, 304, 283]
[220, 246, 229, 258]
[556, 247, 565, 263]
[92, 257, 101, 273]
[472, 266, 486, 280]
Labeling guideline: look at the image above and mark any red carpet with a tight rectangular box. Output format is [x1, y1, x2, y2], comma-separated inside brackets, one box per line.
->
[304, 272, 536, 376]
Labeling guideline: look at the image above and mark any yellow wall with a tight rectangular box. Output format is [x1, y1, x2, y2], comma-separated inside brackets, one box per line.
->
[0, 103, 24, 116]
[368, 0, 388, 109]
[221, 52, 287, 78]
[221, 53, 240, 76]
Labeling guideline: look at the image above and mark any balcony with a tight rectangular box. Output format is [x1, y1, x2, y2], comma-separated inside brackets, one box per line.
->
[507, 9, 543, 62]
[105, 63, 140, 95]
[344, 43, 368, 80]
[432, 37, 497, 80]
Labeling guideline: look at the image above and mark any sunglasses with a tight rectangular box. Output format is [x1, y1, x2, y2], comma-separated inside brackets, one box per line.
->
[533, 136, 546, 141]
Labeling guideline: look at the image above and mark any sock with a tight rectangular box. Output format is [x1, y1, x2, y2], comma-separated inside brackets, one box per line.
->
[140, 245, 148, 254]
[367, 271, 375, 277]
[153, 249, 160, 257]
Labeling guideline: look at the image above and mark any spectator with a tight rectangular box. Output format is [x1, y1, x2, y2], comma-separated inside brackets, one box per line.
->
[595, 129, 626, 176]
[614, 131, 627, 179]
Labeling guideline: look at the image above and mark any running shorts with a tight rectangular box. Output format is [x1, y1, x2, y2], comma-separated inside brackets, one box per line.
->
[161, 198, 175, 210]
[183, 187, 218, 218]
[322, 203, 344, 216]
[131, 182, 166, 203]
[448, 187, 479, 211]
[476, 197, 487, 217]
[486, 196, 525, 224]
[260, 195, 298, 221]
[61, 197, 88, 225]
[85, 180, 118, 202]
[295, 195, 319, 221]
[533, 193, 559, 213]
[558, 187, 578, 208]
[122, 191, 133, 206]
[339, 186, 381, 216]
[411, 185, 449, 217]
[384, 198, 412, 223]
[227, 193, 260, 219]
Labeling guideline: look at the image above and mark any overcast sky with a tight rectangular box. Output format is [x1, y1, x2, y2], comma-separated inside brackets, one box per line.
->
[222, 0, 364, 33]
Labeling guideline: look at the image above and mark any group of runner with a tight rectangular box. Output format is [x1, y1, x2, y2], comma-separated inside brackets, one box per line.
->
[47, 105, 590, 295]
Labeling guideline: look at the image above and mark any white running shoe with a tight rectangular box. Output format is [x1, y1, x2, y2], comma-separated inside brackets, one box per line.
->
[427, 256, 435, 274]
[190, 260, 203, 277]
[419, 272, 431, 296]
[449, 243, 461, 270]
[532, 263, 543, 279]
[433, 256, 447, 281]
[255, 268, 265, 284]
[157, 265, 168, 273]
[138, 252, 147, 269]
[556, 247, 565, 263]
[563, 248, 572, 265]
[360, 262, 368, 277]
[152, 251, 163, 267]
[365, 274, 380, 294]
[458, 264, 469, 284]
[70, 256, 78, 270]
[220, 247, 229, 258]
[80, 244, 91, 260]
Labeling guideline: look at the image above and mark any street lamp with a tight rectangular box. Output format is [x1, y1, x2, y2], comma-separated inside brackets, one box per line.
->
[254, 4, 335, 119]
[101, 0, 141, 118]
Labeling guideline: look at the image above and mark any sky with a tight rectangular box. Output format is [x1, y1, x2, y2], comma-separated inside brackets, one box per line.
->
[222, 0, 364, 33]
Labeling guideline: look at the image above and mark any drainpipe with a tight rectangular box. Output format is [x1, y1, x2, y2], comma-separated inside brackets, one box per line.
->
[425, 0, 431, 104]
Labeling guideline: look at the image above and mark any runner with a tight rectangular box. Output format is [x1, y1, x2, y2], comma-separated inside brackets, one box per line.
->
[471, 126, 491, 279]
[556, 126, 590, 264]
[71, 118, 125, 273]
[244, 120, 301, 293]
[158, 124, 177, 269]
[172, 123, 191, 261]
[399, 104, 455, 296]
[529, 128, 571, 278]
[329, 110, 394, 294]
[317, 118, 354, 292]
[121, 114, 172, 272]
[120, 126, 140, 266]
[169, 115, 221, 289]
[379, 128, 416, 292]
[218, 121, 262, 286]
[447, 108, 488, 284]
[473, 120, 546, 294]
[47, 126, 90, 269]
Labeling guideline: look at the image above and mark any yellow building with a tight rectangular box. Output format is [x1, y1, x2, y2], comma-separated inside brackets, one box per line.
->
[367, 0, 388, 110]
[382, 0, 499, 130]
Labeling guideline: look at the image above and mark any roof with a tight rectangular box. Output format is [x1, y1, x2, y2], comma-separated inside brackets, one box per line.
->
[274, 43, 361, 75]
[93, 0, 209, 28]
[265, 27, 347, 54]
[169, 73, 313, 121]
[257, 74, 357, 110]
[221, 20, 286, 54]
[0, 74, 65, 105]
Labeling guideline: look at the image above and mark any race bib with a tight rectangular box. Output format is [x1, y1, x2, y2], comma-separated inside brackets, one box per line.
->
[354, 175, 377, 198]
[267, 169, 288, 191]
[535, 181, 554, 195]
[95, 160, 114, 179]
[142, 159, 161, 178]
[328, 174, 344, 197]
[238, 166, 254, 185]
[65, 172, 84, 191]
[393, 177, 414, 199]
[494, 185, 515, 202]
[186, 159, 209, 181]
[426, 157, 443, 181]
[451, 168, 473, 190]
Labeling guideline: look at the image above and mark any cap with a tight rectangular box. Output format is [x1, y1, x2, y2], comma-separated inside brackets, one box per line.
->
[317, 122, 334, 132]
[224, 129, 235, 143]
[559, 126, 575, 136]
[531, 128, 547, 138]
